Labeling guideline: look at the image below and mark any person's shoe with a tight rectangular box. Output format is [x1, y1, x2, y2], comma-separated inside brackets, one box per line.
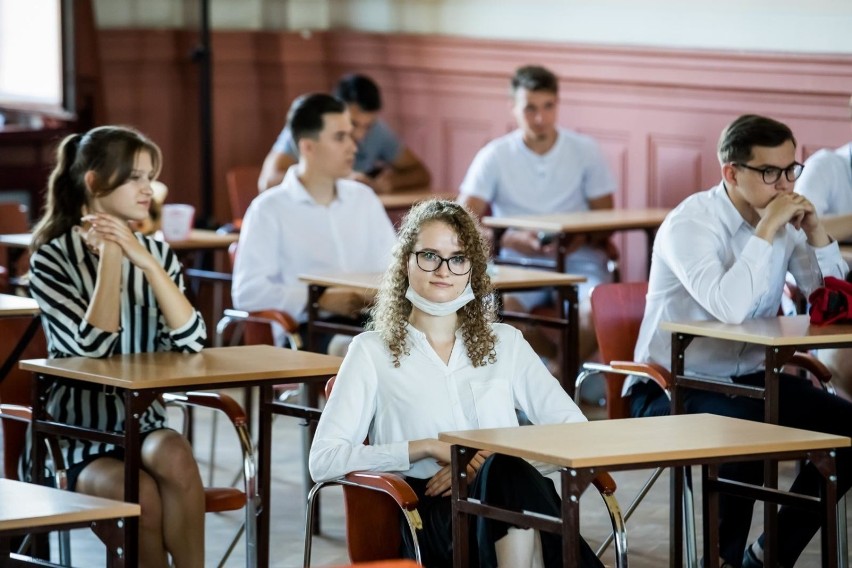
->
[742, 545, 764, 568]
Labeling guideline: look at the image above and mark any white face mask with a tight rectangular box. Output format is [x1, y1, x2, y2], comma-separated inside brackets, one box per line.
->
[405, 283, 475, 317]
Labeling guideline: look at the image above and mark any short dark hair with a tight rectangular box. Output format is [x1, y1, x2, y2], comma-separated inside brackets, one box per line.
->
[287, 93, 347, 144]
[333, 74, 382, 112]
[717, 114, 797, 164]
[511, 65, 559, 96]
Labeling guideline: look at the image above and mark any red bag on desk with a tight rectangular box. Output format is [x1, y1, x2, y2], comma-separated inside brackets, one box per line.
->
[809, 276, 852, 325]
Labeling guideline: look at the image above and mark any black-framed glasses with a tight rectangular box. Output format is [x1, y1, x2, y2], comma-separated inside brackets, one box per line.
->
[733, 161, 804, 184]
[412, 251, 472, 275]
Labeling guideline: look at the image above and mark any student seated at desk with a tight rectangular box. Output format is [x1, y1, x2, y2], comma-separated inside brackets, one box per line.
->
[458, 64, 617, 367]
[27, 126, 208, 568]
[233, 93, 397, 350]
[794, 94, 852, 400]
[258, 73, 431, 194]
[310, 200, 603, 568]
[624, 114, 852, 568]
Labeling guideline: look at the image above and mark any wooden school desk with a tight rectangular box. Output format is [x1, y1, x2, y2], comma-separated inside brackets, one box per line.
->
[377, 188, 456, 212]
[440, 414, 849, 568]
[482, 208, 670, 273]
[662, 314, 852, 567]
[299, 266, 586, 394]
[20, 344, 341, 568]
[0, 478, 140, 567]
[0, 293, 40, 383]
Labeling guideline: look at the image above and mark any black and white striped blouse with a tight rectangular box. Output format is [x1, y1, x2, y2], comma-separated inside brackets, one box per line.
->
[28, 229, 206, 469]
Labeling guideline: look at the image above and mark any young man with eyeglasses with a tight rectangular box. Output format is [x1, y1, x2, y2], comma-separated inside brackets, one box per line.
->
[623, 114, 852, 567]
[233, 93, 397, 349]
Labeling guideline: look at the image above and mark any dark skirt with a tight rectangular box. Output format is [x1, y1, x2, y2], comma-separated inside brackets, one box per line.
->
[401, 454, 604, 568]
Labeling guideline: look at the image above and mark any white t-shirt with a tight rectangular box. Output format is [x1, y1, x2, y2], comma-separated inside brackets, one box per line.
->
[796, 143, 852, 216]
[460, 127, 615, 218]
[309, 323, 587, 482]
[626, 182, 848, 395]
[232, 167, 397, 321]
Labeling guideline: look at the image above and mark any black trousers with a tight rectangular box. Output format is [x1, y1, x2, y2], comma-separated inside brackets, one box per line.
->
[630, 374, 852, 567]
[402, 454, 604, 568]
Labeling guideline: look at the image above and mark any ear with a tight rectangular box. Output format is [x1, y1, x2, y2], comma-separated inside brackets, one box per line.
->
[298, 137, 314, 160]
[721, 162, 738, 187]
[83, 170, 96, 193]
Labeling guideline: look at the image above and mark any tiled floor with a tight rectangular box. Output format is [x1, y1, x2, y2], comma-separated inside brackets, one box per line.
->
[7, 393, 851, 567]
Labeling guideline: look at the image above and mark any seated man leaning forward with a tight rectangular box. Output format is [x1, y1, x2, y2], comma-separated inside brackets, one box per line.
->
[258, 73, 431, 194]
[457, 64, 617, 363]
[625, 113, 852, 568]
[232, 93, 397, 349]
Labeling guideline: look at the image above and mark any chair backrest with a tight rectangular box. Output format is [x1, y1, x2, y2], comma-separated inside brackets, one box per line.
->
[226, 165, 262, 223]
[0, 316, 48, 479]
[589, 281, 648, 419]
[0, 202, 31, 284]
[227, 241, 277, 346]
[325, 377, 409, 562]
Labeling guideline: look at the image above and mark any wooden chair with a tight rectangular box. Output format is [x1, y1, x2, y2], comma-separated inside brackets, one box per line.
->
[303, 377, 628, 567]
[225, 165, 262, 230]
[574, 281, 835, 566]
[0, 202, 31, 292]
[0, 315, 259, 568]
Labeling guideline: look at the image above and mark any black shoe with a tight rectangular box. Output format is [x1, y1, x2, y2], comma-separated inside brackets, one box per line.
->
[742, 545, 764, 568]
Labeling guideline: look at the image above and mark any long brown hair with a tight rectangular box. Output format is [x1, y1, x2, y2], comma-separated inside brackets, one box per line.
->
[31, 125, 162, 250]
[368, 199, 498, 367]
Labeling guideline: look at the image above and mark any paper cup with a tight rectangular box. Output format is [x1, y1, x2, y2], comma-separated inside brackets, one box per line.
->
[160, 204, 194, 241]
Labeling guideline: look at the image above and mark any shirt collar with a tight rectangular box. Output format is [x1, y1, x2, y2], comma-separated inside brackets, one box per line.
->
[281, 166, 345, 206]
[712, 181, 751, 235]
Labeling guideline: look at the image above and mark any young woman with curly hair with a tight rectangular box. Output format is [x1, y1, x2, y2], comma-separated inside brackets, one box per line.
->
[310, 199, 602, 567]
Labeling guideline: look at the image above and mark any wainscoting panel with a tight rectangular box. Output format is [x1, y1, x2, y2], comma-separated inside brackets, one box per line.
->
[96, 29, 852, 278]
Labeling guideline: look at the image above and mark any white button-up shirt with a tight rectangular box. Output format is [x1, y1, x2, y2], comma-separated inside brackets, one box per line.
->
[627, 182, 848, 392]
[796, 143, 852, 216]
[309, 323, 587, 482]
[232, 167, 397, 321]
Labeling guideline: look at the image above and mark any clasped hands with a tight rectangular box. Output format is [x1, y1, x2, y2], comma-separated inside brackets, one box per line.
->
[76, 213, 156, 270]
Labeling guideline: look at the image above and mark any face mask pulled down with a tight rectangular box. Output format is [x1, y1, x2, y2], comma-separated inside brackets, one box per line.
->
[405, 284, 475, 317]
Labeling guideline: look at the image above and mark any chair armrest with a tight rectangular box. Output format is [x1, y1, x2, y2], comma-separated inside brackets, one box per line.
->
[163, 391, 247, 428]
[592, 471, 617, 496]
[246, 309, 299, 333]
[788, 352, 832, 384]
[608, 361, 671, 391]
[341, 471, 419, 511]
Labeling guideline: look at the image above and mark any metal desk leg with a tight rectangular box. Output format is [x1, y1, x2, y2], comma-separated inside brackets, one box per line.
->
[451, 445, 473, 568]
[257, 384, 274, 568]
[557, 283, 579, 397]
[123, 390, 156, 568]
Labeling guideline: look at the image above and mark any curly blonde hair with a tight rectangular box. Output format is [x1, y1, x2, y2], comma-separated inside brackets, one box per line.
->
[368, 199, 498, 367]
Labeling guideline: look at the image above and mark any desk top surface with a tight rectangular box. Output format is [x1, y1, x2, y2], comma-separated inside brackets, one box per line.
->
[0, 478, 140, 532]
[482, 208, 671, 232]
[19, 344, 342, 389]
[439, 413, 849, 469]
[378, 189, 456, 209]
[299, 265, 585, 291]
[661, 315, 852, 346]
[0, 229, 236, 251]
[0, 293, 39, 316]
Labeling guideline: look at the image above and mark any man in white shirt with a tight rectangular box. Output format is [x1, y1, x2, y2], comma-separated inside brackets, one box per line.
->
[626, 114, 852, 568]
[232, 93, 397, 348]
[794, 95, 852, 399]
[458, 64, 617, 365]
[795, 95, 852, 219]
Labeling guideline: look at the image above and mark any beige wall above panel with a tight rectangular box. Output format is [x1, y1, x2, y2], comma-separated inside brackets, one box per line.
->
[93, 0, 852, 54]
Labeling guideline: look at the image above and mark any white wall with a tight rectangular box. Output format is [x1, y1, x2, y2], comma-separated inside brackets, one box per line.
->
[94, 0, 852, 54]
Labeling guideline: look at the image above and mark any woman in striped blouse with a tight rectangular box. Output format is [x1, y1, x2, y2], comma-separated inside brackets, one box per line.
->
[28, 125, 207, 568]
